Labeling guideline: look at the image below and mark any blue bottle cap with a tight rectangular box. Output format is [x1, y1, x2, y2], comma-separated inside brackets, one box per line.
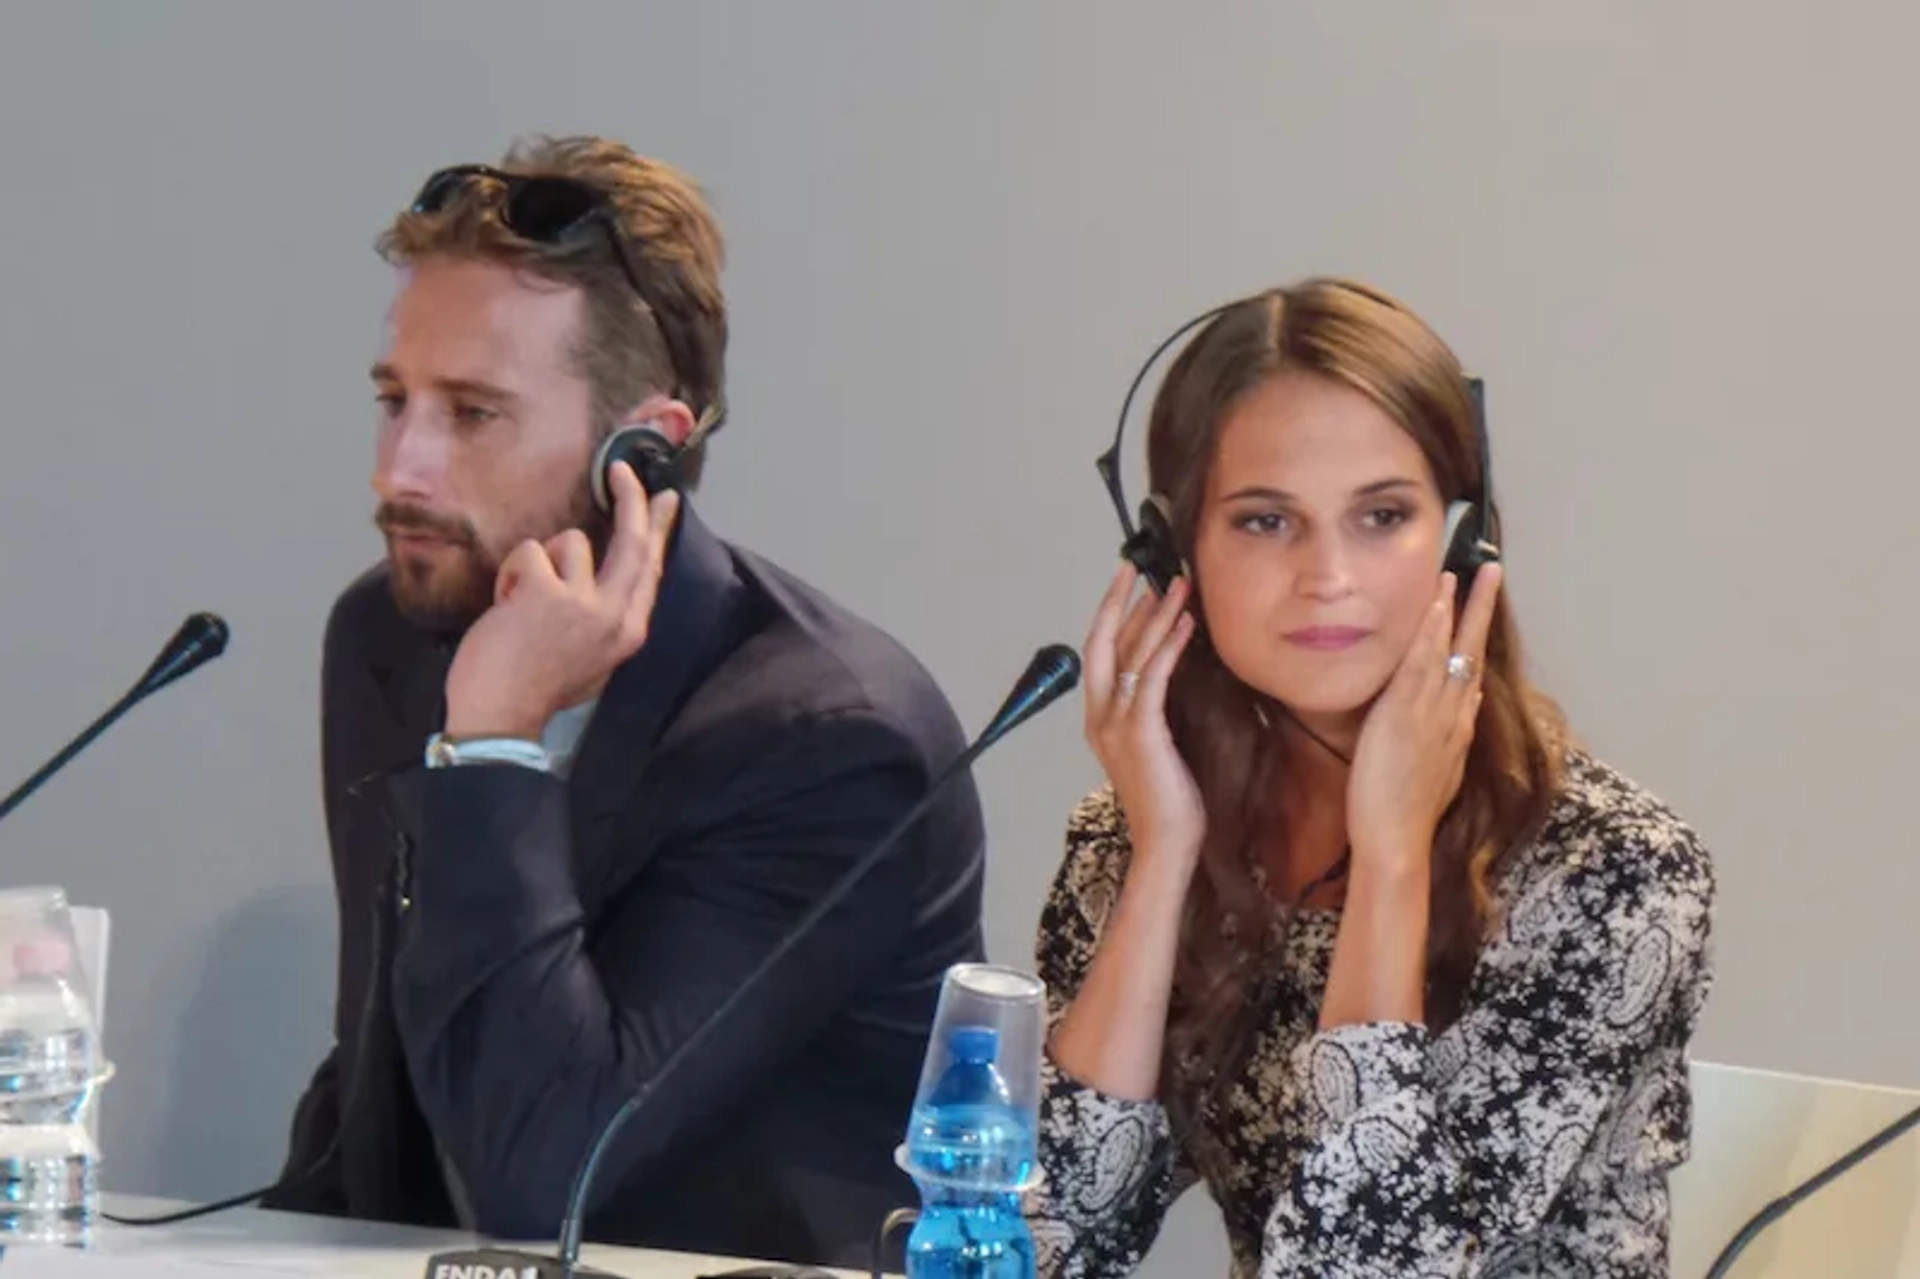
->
[949, 1024, 999, 1064]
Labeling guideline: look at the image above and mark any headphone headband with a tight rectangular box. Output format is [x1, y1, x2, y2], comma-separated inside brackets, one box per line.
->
[1093, 301, 1239, 542]
[1094, 284, 1497, 594]
[1465, 373, 1495, 540]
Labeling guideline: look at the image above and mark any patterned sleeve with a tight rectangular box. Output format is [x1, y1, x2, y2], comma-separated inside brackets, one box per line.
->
[1258, 804, 1716, 1277]
[1024, 790, 1202, 1279]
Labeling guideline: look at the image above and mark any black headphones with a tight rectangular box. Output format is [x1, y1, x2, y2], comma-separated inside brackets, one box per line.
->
[588, 404, 724, 512]
[1093, 285, 1500, 607]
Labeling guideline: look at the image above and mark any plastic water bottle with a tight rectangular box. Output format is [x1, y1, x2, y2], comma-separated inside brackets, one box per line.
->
[0, 932, 104, 1248]
[901, 1024, 1037, 1279]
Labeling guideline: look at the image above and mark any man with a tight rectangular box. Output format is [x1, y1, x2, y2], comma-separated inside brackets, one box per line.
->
[262, 136, 986, 1270]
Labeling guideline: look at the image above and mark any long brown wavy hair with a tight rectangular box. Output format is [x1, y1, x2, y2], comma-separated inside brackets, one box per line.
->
[1148, 277, 1569, 1154]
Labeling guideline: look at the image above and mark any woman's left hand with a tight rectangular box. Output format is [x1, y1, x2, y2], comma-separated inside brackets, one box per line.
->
[1346, 564, 1503, 862]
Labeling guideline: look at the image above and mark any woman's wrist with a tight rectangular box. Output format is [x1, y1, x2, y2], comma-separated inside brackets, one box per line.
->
[1349, 823, 1433, 877]
[1320, 833, 1432, 1031]
[1345, 837, 1432, 917]
[1126, 833, 1204, 891]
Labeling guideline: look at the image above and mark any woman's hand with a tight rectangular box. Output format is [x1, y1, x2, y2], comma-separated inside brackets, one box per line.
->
[1346, 564, 1503, 862]
[1054, 564, 1207, 1100]
[1083, 564, 1205, 866]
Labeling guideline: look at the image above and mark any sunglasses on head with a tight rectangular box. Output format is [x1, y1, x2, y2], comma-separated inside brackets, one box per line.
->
[409, 164, 691, 401]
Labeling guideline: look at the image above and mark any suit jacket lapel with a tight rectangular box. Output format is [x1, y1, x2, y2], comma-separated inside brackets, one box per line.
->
[567, 505, 744, 886]
[362, 592, 454, 772]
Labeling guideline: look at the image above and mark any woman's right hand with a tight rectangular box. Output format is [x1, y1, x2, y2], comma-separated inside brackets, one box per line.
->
[1083, 563, 1206, 865]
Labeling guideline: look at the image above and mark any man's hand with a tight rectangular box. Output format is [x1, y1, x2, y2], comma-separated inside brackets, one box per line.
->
[444, 461, 681, 740]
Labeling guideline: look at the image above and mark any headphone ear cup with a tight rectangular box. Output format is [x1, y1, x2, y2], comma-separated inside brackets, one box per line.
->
[1440, 500, 1473, 574]
[1441, 499, 1501, 605]
[1122, 494, 1187, 595]
[591, 424, 680, 512]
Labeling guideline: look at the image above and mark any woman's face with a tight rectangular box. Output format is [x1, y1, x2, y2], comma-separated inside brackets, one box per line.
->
[1192, 371, 1450, 734]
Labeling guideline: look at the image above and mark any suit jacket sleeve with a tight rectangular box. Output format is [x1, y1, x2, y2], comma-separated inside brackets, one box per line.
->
[383, 704, 933, 1239]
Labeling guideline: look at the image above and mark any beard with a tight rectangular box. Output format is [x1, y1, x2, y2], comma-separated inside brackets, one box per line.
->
[374, 481, 607, 634]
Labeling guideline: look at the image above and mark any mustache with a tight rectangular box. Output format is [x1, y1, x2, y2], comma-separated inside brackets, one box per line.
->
[374, 502, 477, 546]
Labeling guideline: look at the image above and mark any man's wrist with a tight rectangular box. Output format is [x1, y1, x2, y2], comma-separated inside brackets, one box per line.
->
[443, 698, 548, 744]
[424, 732, 553, 772]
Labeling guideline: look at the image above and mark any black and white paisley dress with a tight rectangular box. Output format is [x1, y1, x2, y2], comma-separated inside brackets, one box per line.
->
[1023, 749, 1716, 1278]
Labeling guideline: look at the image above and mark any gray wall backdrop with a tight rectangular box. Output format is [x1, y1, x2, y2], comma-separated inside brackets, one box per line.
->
[0, 3, 1912, 1274]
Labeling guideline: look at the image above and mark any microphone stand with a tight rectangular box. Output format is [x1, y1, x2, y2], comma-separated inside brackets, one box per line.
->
[0, 685, 152, 823]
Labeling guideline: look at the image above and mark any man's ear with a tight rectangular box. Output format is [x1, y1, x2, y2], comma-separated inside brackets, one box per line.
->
[621, 394, 696, 445]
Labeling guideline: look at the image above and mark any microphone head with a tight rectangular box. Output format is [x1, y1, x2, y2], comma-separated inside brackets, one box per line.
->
[978, 643, 1082, 753]
[183, 611, 230, 651]
[136, 612, 230, 698]
[1024, 643, 1083, 703]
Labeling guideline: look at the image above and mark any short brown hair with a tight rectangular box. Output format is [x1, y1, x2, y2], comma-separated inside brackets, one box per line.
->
[377, 135, 729, 487]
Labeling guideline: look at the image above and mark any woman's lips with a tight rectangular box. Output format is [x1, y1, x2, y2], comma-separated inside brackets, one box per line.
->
[1283, 626, 1372, 651]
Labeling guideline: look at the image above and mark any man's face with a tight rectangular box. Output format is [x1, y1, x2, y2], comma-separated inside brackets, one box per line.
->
[370, 257, 603, 631]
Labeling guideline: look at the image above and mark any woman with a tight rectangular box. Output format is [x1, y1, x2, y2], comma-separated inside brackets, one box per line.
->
[1026, 278, 1715, 1278]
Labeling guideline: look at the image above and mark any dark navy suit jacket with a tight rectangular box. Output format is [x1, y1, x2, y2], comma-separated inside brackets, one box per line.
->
[262, 506, 986, 1269]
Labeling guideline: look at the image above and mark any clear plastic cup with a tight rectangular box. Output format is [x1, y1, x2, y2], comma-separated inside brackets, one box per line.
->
[911, 964, 1047, 1119]
[0, 886, 103, 1121]
[898, 962, 1048, 1194]
[0, 887, 93, 1000]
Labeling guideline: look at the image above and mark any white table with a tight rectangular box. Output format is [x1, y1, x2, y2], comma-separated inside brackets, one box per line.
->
[0, 1195, 873, 1279]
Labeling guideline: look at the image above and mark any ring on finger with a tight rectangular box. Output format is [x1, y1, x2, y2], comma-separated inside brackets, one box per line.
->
[1445, 652, 1480, 683]
[1116, 671, 1141, 701]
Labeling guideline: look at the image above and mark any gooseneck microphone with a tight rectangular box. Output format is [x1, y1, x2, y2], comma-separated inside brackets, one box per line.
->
[0, 612, 230, 823]
[1704, 1097, 1920, 1278]
[423, 643, 1083, 1279]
